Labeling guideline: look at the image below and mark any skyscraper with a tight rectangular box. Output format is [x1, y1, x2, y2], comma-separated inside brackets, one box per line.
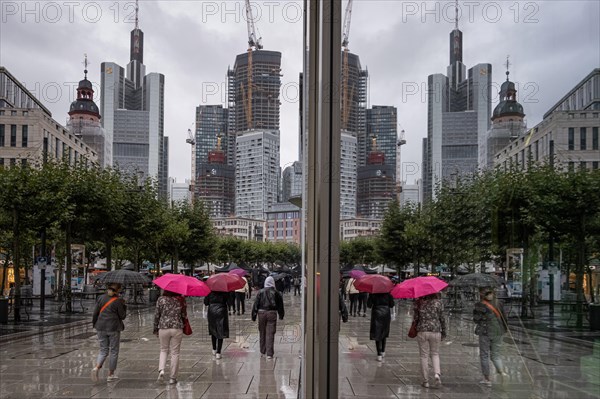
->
[100, 4, 168, 198]
[357, 136, 396, 219]
[196, 133, 235, 218]
[366, 106, 397, 179]
[67, 57, 108, 167]
[228, 49, 282, 219]
[343, 52, 368, 165]
[422, 10, 492, 201]
[340, 131, 357, 219]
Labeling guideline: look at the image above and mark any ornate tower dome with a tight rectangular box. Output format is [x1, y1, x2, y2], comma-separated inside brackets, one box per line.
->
[68, 55, 100, 121]
[492, 59, 525, 122]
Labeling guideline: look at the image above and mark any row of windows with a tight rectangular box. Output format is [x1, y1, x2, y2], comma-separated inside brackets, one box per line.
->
[567, 127, 599, 151]
[0, 124, 28, 147]
[0, 158, 26, 167]
[568, 161, 599, 170]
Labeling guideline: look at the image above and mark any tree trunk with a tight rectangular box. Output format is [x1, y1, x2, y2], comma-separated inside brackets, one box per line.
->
[1, 249, 9, 296]
[65, 222, 72, 313]
[105, 239, 112, 272]
[575, 237, 586, 328]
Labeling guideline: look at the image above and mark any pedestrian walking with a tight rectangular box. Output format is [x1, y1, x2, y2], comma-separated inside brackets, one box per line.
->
[473, 288, 509, 386]
[413, 293, 446, 388]
[227, 291, 236, 315]
[204, 291, 232, 359]
[358, 291, 369, 317]
[235, 278, 249, 315]
[293, 276, 301, 296]
[346, 278, 359, 316]
[252, 276, 285, 359]
[246, 277, 252, 299]
[153, 289, 186, 384]
[367, 292, 394, 362]
[91, 283, 127, 382]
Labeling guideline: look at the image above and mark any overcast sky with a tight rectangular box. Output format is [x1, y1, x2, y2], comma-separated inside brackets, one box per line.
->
[2, 1, 599, 184]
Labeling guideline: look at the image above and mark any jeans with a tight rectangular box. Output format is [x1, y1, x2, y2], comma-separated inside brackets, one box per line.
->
[159, 328, 183, 379]
[349, 294, 359, 315]
[235, 292, 246, 314]
[358, 293, 368, 314]
[417, 331, 441, 383]
[96, 330, 121, 372]
[479, 334, 504, 377]
[258, 310, 278, 356]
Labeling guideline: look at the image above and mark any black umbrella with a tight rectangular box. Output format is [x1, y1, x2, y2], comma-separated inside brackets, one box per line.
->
[449, 273, 501, 288]
[95, 269, 151, 285]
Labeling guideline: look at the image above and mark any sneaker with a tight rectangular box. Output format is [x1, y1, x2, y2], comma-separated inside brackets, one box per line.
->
[362, 313, 366, 317]
[91, 367, 99, 382]
[212, 349, 217, 356]
[479, 379, 492, 386]
[434, 373, 442, 387]
[421, 382, 429, 388]
[376, 355, 383, 362]
[266, 356, 273, 360]
[107, 375, 119, 382]
[157, 370, 164, 383]
[168, 378, 177, 385]
[381, 352, 385, 358]
[215, 353, 222, 359]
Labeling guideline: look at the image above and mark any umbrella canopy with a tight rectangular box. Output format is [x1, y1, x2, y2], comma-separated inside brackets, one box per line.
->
[449, 273, 501, 288]
[271, 272, 289, 281]
[391, 276, 448, 299]
[206, 273, 246, 292]
[95, 269, 151, 285]
[349, 270, 366, 279]
[153, 274, 211, 297]
[229, 268, 248, 277]
[353, 274, 394, 294]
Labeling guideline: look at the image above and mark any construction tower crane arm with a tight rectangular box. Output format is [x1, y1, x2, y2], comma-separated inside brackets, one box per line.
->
[245, 0, 262, 49]
[342, 0, 353, 49]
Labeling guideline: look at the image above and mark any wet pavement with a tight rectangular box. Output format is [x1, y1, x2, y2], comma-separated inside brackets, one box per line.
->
[0, 293, 599, 398]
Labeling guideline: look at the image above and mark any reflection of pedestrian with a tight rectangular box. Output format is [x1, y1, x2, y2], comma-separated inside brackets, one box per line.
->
[153, 289, 185, 384]
[474, 288, 508, 386]
[204, 291, 231, 359]
[367, 292, 394, 362]
[235, 278, 249, 315]
[246, 277, 252, 299]
[252, 276, 284, 359]
[346, 278, 359, 316]
[358, 292, 369, 317]
[413, 294, 446, 388]
[91, 283, 127, 382]
[293, 277, 301, 296]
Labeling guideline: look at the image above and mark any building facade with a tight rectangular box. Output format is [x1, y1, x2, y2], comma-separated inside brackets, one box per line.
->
[494, 69, 599, 171]
[0, 68, 98, 167]
[341, 130, 357, 219]
[212, 217, 265, 241]
[340, 218, 383, 241]
[196, 136, 235, 218]
[100, 16, 168, 199]
[265, 202, 301, 244]
[281, 161, 303, 203]
[423, 22, 492, 201]
[235, 130, 280, 220]
[168, 177, 191, 205]
[366, 106, 397, 178]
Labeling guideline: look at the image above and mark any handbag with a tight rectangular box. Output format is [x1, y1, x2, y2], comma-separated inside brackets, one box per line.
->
[408, 320, 418, 338]
[183, 317, 192, 335]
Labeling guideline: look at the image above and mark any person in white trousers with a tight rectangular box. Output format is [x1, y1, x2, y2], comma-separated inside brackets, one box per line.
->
[153, 289, 186, 385]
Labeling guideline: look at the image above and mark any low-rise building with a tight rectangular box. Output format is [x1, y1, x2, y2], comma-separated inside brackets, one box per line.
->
[212, 217, 265, 241]
[265, 202, 301, 244]
[340, 218, 382, 241]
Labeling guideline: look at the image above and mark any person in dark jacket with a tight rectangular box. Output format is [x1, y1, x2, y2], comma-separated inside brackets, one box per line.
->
[367, 292, 394, 362]
[91, 283, 127, 382]
[339, 291, 349, 323]
[473, 288, 508, 386]
[252, 276, 284, 359]
[204, 291, 232, 359]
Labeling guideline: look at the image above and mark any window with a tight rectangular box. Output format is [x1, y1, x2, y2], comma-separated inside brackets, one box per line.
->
[568, 128, 574, 150]
[10, 125, 16, 147]
[21, 159, 27, 166]
[10, 158, 15, 166]
[593, 162, 598, 170]
[580, 161, 586, 170]
[21, 125, 28, 147]
[593, 127, 598, 150]
[10, 110, 17, 116]
[568, 162, 575, 172]
[0, 124, 4, 146]
[0, 158, 3, 167]
[22, 111, 28, 116]
[580, 127, 586, 150]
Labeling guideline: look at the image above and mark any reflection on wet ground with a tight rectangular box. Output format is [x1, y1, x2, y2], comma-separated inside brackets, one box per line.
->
[1, 294, 599, 398]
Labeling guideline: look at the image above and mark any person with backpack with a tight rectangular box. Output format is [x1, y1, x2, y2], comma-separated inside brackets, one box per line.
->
[252, 276, 284, 359]
[473, 288, 509, 386]
[91, 283, 127, 382]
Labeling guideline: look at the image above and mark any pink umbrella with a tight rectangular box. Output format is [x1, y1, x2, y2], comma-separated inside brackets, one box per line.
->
[353, 274, 394, 294]
[390, 276, 448, 299]
[206, 273, 246, 292]
[153, 274, 211, 297]
[228, 268, 248, 277]
[349, 270, 366, 279]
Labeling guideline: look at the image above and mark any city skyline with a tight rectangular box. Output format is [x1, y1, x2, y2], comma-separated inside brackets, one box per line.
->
[2, 1, 598, 184]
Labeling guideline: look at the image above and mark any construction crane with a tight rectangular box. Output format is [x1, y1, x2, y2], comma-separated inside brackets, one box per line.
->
[187, 127, 196, 201]
[245, 0, 262, 130]
[341, 0, 354, 131]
